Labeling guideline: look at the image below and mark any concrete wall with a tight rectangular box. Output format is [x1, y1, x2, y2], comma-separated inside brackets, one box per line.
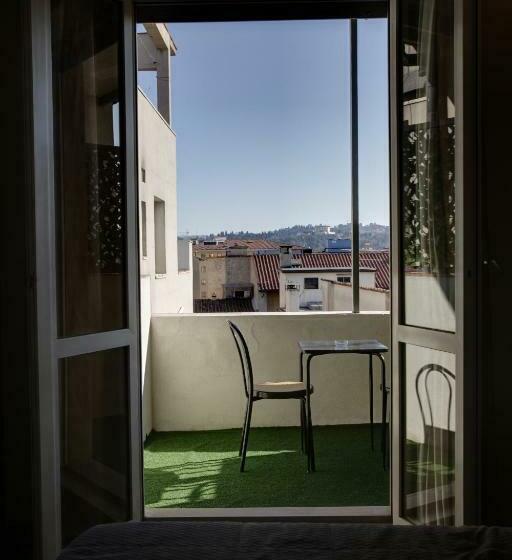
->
[150, 312, 390, 431]
[194, 255, 226, 299]
[138, 89, 193, 315]
[322, 282, 390, 312]
[226, 255, 251, 289]
[138, 88, 193, 437]
[177, 239, 192, 271]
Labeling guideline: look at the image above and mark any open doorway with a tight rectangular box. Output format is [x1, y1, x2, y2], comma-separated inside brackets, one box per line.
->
[135, 16, 390, 514]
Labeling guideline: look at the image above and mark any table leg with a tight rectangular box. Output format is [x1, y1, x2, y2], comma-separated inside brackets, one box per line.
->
[369, 354, 374, 451]
[377, 353, 387, 469]
[306, 353, 315, 473]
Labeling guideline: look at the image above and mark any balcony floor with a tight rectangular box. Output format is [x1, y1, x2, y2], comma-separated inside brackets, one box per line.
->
[144, 424, 389, 508]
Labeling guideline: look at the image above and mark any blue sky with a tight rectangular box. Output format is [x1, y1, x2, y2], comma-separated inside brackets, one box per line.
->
[138, 19, 389, 235]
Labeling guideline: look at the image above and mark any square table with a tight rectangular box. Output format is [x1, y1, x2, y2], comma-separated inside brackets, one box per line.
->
[298, 339, 389, 472]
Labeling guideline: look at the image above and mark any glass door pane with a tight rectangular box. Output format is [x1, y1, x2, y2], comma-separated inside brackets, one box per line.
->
[52, 0, 127, 337]
[400, 0, 455, 333]
[392, 0, 460, 527]
[46, 0, 141, 552]
[60, 348, 130, 545]
[403, 345, 455, 525]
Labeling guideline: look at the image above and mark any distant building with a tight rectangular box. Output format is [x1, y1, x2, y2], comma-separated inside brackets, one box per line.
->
[192, 239, 281, 301]
[252, 248, 390, 312]
[326, 238, 351, 252]
[137, 24, 193, 315]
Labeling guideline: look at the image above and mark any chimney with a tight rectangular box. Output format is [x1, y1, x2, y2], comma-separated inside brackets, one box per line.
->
[279, 245, 293, 268]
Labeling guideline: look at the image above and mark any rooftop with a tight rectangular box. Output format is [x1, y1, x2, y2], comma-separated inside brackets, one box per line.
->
[193, 239, 282, 252]
[254, 251, 390, 293]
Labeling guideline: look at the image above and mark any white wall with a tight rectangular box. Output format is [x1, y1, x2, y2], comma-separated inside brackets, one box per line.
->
[138, 88, 193, 438]
[138, 88, 193, 314]
[280, 270, 376, 311]
[150, 312, 390, 431]
[323, 282, 390, 312]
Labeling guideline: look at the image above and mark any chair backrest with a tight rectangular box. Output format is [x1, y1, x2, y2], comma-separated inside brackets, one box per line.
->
[414, 363, 456, 525]
[415, 363, 455, 434]
[227, 321, 253, 398]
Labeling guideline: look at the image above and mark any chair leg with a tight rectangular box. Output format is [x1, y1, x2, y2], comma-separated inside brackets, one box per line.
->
[239, 398, 250, 457]
[306, 391, 315, 472]
[300, 399, 307, 454]
[240, 399, 253, 472]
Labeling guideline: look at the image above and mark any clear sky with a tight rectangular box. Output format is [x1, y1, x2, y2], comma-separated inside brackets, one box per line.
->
[138, 19, 389, 235]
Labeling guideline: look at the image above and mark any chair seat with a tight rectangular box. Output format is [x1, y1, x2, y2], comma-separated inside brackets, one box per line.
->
[253, 381, 313, 399]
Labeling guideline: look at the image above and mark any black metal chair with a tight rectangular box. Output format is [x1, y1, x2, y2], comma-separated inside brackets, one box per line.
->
[227, 320, 314, 472]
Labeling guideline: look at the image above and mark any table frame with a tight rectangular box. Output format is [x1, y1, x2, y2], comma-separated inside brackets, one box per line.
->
[299, 346, 388, 473]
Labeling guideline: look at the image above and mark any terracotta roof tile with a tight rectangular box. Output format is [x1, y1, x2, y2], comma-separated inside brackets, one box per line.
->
[194, 239, 281, 252]
[253, 251, 390, 292]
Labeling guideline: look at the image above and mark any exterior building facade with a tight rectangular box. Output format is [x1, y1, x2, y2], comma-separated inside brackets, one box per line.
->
[253, 248, 390, 312]
[137, 24, 193, 438]
[192, 239, 281, 303]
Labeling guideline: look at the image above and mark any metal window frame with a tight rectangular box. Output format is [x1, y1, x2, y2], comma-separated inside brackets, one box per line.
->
[350, 17, 360, 313]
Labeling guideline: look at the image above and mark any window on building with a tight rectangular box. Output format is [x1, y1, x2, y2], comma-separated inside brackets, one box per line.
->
[201, 265, 206, 272]
[141, 167, 146, 182]
[337, 275, 350, 284]
[154, 197, 166, 274]
[141, 201, 147, 257]
[304, 277, 319, 290]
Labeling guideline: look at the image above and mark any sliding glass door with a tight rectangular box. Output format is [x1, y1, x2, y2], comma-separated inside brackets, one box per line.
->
[390, 0, 476, 525]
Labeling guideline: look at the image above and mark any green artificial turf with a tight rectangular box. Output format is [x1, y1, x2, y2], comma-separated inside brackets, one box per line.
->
[144, 424, 389, 508]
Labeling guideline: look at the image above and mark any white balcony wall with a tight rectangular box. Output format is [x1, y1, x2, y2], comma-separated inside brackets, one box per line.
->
[150, 312, 390, 431]
[322, 282, 390, 312]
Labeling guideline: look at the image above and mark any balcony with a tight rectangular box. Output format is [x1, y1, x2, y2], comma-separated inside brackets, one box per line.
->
[143, 311, 390, 511]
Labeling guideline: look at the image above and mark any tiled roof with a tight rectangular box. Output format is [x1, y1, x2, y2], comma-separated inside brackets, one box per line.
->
[254, 254, 281, 292]
[193, 239, 281, 252]
[253, 251, 390, 292]
[193, 298, 255, 313]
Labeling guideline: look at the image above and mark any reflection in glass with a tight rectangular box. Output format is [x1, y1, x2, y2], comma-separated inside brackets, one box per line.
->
[401, 0, 455, 331]
[403, 345, 455, 525]
[60, 348, 130, 545]
[52, 0, 127, 337]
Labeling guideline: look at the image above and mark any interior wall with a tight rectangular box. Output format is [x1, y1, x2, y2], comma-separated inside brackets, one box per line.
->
[479, 0, 512, 527]
[0, 0, 37, 557]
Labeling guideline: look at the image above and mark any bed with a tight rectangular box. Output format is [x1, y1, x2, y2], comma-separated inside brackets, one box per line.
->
[57, 521, 512, 559]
